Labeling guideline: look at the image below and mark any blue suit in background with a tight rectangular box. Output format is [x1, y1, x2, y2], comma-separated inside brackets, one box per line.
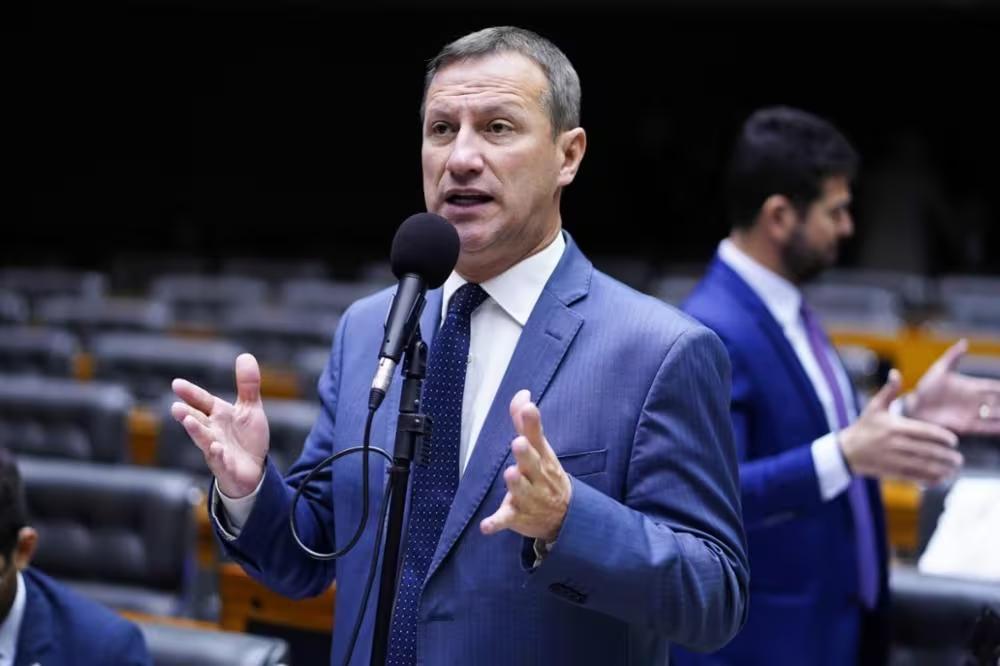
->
[677, 256, 890, 666]
[15, 568, 151, 666]
[215, 234, 749, 665]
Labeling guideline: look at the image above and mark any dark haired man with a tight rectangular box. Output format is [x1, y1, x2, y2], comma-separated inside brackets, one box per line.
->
[678, 106, 1000, 665]
[0, 447, 151, 666]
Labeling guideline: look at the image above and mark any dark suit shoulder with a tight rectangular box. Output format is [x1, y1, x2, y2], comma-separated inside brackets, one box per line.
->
[22, 569, 150, 663]
[683, 275, 747, 337]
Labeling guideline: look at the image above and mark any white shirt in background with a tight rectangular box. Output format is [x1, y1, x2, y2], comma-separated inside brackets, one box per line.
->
[718, 239, 854, 501]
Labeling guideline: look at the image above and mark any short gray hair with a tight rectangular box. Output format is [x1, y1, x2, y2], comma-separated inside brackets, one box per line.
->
[421, 26, 582, 135]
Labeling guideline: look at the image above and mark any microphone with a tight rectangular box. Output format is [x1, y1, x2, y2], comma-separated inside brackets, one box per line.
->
[369, 213, 459, 410]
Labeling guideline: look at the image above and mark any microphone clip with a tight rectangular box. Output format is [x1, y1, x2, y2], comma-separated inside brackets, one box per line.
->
[394, 413, 433, 466]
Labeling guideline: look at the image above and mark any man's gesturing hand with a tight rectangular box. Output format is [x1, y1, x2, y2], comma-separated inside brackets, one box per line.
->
[170, 353, 270, 499]
[480, 390, 572, 543]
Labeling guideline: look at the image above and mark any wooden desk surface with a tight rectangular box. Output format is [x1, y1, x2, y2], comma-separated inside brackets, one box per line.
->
[881, 479, 922, 554]
[219, 562, 335, 635]
[121, 610, 221, 632]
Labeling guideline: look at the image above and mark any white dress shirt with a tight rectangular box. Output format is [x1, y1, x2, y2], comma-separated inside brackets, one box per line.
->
[718, 239, 854, 501]
[218, 232, 567, 532]
[0, 571, 26, 666]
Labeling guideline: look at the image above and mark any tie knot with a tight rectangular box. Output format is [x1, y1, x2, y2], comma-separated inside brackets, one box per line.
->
[447, 283, 488, 319]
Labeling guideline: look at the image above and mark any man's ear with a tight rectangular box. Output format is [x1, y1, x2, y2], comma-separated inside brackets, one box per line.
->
[556, 128, 587, 188]
[759, 194, 800, 244]
[13, 527, 37, 571]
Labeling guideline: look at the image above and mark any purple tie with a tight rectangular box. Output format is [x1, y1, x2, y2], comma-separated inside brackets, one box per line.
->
[800, 303, 880, 609]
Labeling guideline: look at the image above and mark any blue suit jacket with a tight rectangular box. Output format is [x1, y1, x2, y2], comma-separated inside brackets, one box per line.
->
[14, 568, 151, 666]
[218, 235, 749, 665]
[677, 256, 890, 666]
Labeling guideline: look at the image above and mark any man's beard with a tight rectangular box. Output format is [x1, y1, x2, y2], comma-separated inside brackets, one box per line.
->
[782, 226, 837, 284]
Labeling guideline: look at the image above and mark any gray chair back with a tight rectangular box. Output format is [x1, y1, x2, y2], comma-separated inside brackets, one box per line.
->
[37, 297, 172, 348]
[92, 333, 242, 402]
[0, 375, 132, 462]
[19, 456, 200, 616]
[0, 325, 79, 377]
[138, 622, 291, 666]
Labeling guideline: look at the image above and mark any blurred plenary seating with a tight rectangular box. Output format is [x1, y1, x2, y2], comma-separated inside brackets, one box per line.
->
[157, 394, 317, 477]
[137, 620, 291, 666]
[0, 375, 132, 462]
[650, 275, 701, 307]
[279, 278, 386, 315]
[931, 293, 1000, 338]
[36, 296, 173, 348]
[92, 333, 243, 402]
[222, 256, 328, 282]
[937, 274, 1000, 300]
[219, 305, 338, 365]
[0, 268, 107, 315]
[819, 268, 932, 310]
[0, 325, 79, 376]
[0, 289, 28, 325]
[803, 283, 905, 334]
[19, 456, 201, 617]
[589, 255, 653, 291]
[292, 347, 330, 400]
[150, 274, 269, 329]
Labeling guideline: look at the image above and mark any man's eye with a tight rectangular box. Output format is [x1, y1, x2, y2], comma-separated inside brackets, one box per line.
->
[487, 121, 513, 134]
[430, 122, 452, 136]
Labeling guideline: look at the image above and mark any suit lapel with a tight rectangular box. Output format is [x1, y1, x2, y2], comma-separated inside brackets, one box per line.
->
[15, 572, 54, 666]
[425, 234, 590, 581]
[709, 257, 828, 429]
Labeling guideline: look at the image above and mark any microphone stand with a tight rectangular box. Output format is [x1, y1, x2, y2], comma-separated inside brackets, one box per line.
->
[370, 328, 431, 666]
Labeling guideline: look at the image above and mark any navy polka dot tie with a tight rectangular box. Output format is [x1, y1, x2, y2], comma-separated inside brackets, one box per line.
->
[385, 282, 489, 665]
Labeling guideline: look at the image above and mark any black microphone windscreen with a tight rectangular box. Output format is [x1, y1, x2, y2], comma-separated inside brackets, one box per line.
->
[389, 213, 460, 289]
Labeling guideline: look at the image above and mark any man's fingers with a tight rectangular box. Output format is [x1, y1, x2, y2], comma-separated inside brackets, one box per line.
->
[867, 369, 902, 412]
[888, 450, 959, 485]
[895, 437, 964, 469]
[171, 402, 210, 428]
[235, 353, 262, 406]
[504, 463, 533, 497]
[895, 417, 959, 448]
[511, 436, 542, 484]
[172, 378, 219, 416]
[519, 402, 548, 452]
[509, 389, 532, 435]
[933, 338, 969, 375]
[480, 495, 517, 535]
[181, 414, 217, 454]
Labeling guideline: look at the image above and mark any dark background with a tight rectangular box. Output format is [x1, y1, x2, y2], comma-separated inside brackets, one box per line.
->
[18, 2, 1000, 278]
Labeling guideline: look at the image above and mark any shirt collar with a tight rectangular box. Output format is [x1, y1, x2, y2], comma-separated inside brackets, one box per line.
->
[442, 231, 566, 327]
[0, 571, 25, 664]
[718, 238, 803, 330]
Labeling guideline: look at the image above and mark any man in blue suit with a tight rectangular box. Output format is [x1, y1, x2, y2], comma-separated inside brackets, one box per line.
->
[0, 447, 151, 666]
[679, 107, 1000, 666]
[171, 26, 749, 665]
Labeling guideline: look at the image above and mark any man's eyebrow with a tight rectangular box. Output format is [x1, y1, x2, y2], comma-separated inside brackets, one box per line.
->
[424, 99, 528, 119]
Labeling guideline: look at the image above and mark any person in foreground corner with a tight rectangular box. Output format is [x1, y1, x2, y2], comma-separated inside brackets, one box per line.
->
[0, 446, 152, 666]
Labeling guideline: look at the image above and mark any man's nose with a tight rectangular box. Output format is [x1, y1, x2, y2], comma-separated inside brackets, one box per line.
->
[841, 210, 855, 238]
[445, 126, 485, 177]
